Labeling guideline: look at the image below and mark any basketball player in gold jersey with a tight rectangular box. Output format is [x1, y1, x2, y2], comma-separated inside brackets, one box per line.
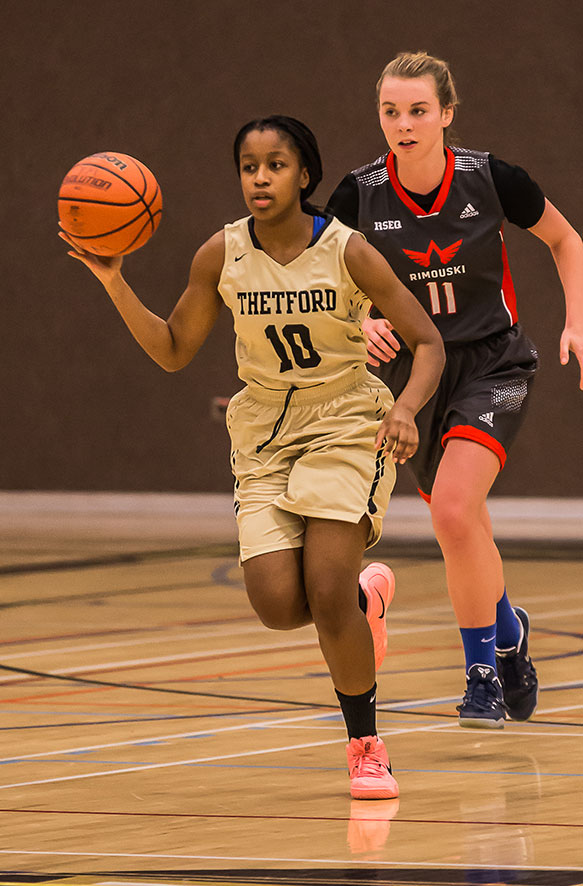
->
[59, 116, 444, 799]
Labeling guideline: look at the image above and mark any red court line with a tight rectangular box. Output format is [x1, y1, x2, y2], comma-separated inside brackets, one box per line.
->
[0, 614, 257, 648]
[1, 641, 321, 689]
[3, 681, 283, 712]
[1, 649, 326, 703]
[144, 657, 327, 683]
[3, 642, 460, 700]
[0, 808, 580, 829]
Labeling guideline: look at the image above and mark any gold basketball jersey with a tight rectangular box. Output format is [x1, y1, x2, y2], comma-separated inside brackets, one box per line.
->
[217, 216, 370, 389]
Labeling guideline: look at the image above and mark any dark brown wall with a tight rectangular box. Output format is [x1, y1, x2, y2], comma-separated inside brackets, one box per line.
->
[2, 0, 582, 495]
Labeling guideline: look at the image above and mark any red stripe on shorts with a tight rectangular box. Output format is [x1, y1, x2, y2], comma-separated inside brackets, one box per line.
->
[442, 424, 507, 468]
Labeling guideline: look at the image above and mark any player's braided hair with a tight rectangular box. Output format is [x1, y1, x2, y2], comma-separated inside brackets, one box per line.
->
[233, 115, 323, 207]
[376, 51, 459, 144]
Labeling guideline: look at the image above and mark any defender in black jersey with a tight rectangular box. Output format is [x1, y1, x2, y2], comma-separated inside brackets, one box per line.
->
[328, 52, 583, 728]
[328, 146, 542, 496]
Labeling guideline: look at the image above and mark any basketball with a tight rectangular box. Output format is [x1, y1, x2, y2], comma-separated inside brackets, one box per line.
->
[58, 152, 163, 256]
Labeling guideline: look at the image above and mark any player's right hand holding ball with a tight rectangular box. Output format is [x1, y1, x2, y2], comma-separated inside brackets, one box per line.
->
[59, 227, 124, 287]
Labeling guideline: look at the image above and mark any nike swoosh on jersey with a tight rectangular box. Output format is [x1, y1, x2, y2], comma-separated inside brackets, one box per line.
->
[234, 253, 247, 262]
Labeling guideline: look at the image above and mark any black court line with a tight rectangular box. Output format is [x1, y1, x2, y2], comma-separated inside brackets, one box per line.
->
[0, 708, 310, 732]
[0, 663, 335, 709]
[0, 544, 238, 579]
[1, 664, 581, 727]
[1, 809, 582, 829]
[2, 867, 583, 885]
[0, 579, 221, 612]
[375, 538, 583, 560]
[2, 538, 582, 581]
[98, 869, 583, 884]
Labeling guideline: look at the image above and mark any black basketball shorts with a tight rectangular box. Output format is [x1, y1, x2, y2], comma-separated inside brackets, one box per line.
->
[377, 324, 539, 501]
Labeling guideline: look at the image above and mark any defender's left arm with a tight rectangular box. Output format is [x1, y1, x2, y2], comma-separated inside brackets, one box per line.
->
[529, 199, 583, 389]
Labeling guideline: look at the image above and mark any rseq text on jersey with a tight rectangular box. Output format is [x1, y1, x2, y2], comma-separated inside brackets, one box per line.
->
[237, 289, 337, 315]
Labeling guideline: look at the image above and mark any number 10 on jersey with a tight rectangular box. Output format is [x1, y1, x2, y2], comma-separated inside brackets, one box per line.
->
[265, 323, 322, 372]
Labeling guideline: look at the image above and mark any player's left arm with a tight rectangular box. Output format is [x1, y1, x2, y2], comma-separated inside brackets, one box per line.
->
[344, 233, 445, 462]
[529, 199, 583, 390]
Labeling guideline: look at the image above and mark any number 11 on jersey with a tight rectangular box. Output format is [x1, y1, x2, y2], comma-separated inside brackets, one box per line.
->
[426, 281, 457, 315]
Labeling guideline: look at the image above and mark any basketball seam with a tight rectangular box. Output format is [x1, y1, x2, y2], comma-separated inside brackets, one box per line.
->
[58, 196, 143, 207]
[118, 212, 162, 254]
[126, 154, 149, 199]
[63, 205, 153, 240]
[121, 156, 156, 232]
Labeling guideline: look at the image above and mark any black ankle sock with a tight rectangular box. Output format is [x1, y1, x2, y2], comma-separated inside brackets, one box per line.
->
[335, 682, 377, 739]
[358, 584, 367, 614]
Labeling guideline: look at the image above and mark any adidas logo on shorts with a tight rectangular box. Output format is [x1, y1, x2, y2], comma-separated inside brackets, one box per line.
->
[460, 203, 479, 218]
[479, 412, 494, 427]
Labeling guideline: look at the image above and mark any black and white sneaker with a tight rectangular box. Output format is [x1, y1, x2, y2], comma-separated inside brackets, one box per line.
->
[496, 607, 538, 721]
[457, 664, 506, 729]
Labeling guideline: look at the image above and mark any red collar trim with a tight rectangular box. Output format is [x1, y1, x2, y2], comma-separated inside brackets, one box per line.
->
[386, 147, 455, 216]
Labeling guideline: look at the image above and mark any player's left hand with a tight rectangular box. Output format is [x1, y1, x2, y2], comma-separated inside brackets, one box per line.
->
[376, 404, 419, 464]
[560, 325, 583, 390]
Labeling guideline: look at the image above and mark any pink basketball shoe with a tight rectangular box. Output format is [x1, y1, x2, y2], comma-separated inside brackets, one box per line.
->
[346, 735, 399, 800]
[359, 562, 395, 670]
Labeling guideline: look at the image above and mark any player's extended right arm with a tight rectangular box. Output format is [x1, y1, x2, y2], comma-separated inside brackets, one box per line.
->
[59, 229, 225, 372]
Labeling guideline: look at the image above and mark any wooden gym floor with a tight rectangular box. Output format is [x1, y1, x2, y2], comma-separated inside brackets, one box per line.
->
[0, 494, 581, 886]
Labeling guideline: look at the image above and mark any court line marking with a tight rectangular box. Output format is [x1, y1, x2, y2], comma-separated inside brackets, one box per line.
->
[412, 729, 582, 737]
[0, 721, 453, 790]
[537, 703, 583, 714]
[0, 625, 280, 661]
[1, 808, 581, 826]
[1, 612, 578, 681]
[0, 709, 344, 763]
[0, 640, 322, 684]
[0, 621, 457, 667]
[1, 679, 580, 766]
[0, 850, 581, 870]
[249, 723, 583, 737]
[0, 613, 259, 649]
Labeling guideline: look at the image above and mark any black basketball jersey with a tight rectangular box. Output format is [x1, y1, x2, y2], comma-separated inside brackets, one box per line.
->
[346, 147, 519, 343]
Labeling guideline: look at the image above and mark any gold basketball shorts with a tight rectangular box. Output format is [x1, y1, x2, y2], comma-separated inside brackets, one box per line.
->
[225, 365, 396, 562]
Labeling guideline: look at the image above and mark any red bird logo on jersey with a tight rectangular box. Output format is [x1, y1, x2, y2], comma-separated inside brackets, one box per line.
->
[403, 239, 463, 267]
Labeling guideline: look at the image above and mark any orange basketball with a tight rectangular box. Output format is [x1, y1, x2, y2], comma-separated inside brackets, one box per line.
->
[58, 152, 163, 256]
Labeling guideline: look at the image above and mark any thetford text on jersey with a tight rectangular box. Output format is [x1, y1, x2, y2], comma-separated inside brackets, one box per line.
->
[237, 289, 337, 315]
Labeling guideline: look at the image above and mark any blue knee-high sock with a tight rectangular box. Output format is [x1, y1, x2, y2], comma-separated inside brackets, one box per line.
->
[460, 624, 497, 673]
[495, 589, 521, 650]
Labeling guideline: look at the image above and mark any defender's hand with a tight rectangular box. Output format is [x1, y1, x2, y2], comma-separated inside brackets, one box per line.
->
[560, 325, 583, 390]
[362, 317, 401, 367]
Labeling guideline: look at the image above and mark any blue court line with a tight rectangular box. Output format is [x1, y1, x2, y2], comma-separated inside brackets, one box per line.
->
[0, 758, 580, 776]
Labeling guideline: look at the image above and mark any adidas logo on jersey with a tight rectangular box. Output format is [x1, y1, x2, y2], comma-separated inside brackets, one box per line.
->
[479, 412, 494, 427]
[460, 203, 479, 218]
